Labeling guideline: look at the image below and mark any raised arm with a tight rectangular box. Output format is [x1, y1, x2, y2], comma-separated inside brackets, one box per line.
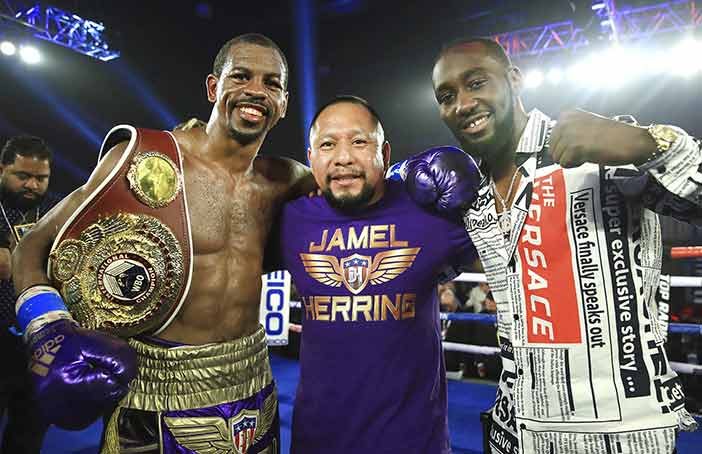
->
[549, 109, 702, 223]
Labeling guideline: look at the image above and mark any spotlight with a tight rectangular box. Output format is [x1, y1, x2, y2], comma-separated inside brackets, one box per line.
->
[598, 47, 632, 88]
[671, 38, 702, 77]
[645, 50, 669, 76]
[568, 61, 594, 85]
[0, 41, 16, 56]
[567, 63, 583, 83]
[570, 49, 628, 88]
[546, 68, 563, 84]
[19, 45, 41, 64]
[524, 69, 544, 89]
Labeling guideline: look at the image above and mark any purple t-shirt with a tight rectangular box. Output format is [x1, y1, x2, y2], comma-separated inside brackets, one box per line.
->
[279, 180, 476, 454]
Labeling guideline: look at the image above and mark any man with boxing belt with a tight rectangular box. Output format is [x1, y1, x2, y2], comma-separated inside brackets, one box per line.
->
[271, 96, 481, 454]
[430, 37, 700, 453]
[13, 33, 316, 453]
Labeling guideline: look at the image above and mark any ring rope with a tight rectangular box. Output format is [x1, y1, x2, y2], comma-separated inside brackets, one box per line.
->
[285, 324, 702, 376]
[438, 312, 702, 335]
[441, 342, 702, 375]
[454, 272, 702, 288]
[288, 301, 700, 335]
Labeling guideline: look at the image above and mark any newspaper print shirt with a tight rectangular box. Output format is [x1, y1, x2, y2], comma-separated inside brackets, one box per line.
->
[463, 109, 700, 454]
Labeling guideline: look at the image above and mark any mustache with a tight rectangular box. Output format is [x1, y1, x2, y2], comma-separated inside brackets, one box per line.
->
[228, 97, 270, 114]
[457, 110, 492, 130]
[325, 170, 365, 185]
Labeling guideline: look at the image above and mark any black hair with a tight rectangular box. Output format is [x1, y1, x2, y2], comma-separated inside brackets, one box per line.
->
[0, 135, 52, 165]
[212, 33, 288, 87]
[435, 36, 512, 69]
[310, 95, 383, 130]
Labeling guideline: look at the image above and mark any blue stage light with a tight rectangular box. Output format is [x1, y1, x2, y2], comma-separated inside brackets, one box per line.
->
[294, 0, 318, 151]
[6, 66, 104, 148]
[10, 3, 119, 61]
[110, 60, 179, 130]
[0, 112, 90, 182]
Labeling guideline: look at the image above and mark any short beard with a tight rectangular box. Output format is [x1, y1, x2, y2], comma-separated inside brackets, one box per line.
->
[323, 184, 375, 212]
[227, 113, 268, 146]
[1, 187, 44, 210]
[469, 78, 516, 168]
[480, 103, 515, 170]
[228, 125, 262, 146]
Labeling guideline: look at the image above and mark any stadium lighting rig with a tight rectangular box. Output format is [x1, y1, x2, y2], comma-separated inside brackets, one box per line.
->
[520, 37, 702, 90]
[493, 0, 702, 90]
[0, 2, 119, 63]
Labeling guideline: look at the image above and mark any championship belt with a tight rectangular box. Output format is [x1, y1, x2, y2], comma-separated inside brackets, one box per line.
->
[48, 126, 193, 337]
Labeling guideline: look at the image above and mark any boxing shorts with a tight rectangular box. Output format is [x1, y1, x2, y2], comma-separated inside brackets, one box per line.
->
[101, 326, 279, 454]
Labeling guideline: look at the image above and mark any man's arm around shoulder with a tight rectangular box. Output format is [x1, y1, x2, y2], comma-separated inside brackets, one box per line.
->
[262, 156, 317, 201]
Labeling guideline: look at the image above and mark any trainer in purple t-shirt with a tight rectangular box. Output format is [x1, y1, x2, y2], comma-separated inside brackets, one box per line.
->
[275, 96, 477, 454]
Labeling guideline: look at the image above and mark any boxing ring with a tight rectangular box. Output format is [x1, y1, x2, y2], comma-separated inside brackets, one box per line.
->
[30, 249, 702, 453]
[443, 270, 702, 359]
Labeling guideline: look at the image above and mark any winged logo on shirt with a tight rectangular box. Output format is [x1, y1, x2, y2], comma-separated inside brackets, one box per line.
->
[300, 247, 421, 294]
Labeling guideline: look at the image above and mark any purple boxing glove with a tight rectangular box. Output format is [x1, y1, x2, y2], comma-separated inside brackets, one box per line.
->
[402, 146, 480, 215]
[17, 286, 137, 430]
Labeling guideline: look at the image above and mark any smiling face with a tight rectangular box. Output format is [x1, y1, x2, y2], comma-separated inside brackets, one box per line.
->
[432, 43, 520, 165]
[308, 101, 390, 211]
[206, 42, 288, 145]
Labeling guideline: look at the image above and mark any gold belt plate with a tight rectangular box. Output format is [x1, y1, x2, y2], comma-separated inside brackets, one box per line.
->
[127, 151, 181, 208]
[49, 213, 185, 337]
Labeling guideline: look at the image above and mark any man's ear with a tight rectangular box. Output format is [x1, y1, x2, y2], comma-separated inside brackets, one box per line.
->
[206, 74, 219, 103]
[382, 141, 391, 171]
[280, 91, 289, 119]
[507, 66, 523, 96]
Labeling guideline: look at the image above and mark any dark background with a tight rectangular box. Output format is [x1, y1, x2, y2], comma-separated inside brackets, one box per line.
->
[2, 1, 701, 433]
[1, 0, 700, 197]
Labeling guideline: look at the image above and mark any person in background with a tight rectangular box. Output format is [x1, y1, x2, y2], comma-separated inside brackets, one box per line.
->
[0, 135, 61, 453]
[465, 281, 490, 313]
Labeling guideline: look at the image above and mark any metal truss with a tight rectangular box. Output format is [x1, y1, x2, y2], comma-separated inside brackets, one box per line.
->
[594, 0, 620, 43]
[0, 2, 119, 61]
[598, 0, 702, 42]
[495, 21, 590, 58]
[494, 0, 701, 59]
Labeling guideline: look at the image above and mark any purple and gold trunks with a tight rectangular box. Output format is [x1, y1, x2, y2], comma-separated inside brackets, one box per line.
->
[101, 326, 278, 454]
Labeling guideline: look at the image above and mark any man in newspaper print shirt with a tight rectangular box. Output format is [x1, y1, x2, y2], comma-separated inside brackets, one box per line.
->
[431, 37, 700, 453]
[276, 96, 479, 454]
